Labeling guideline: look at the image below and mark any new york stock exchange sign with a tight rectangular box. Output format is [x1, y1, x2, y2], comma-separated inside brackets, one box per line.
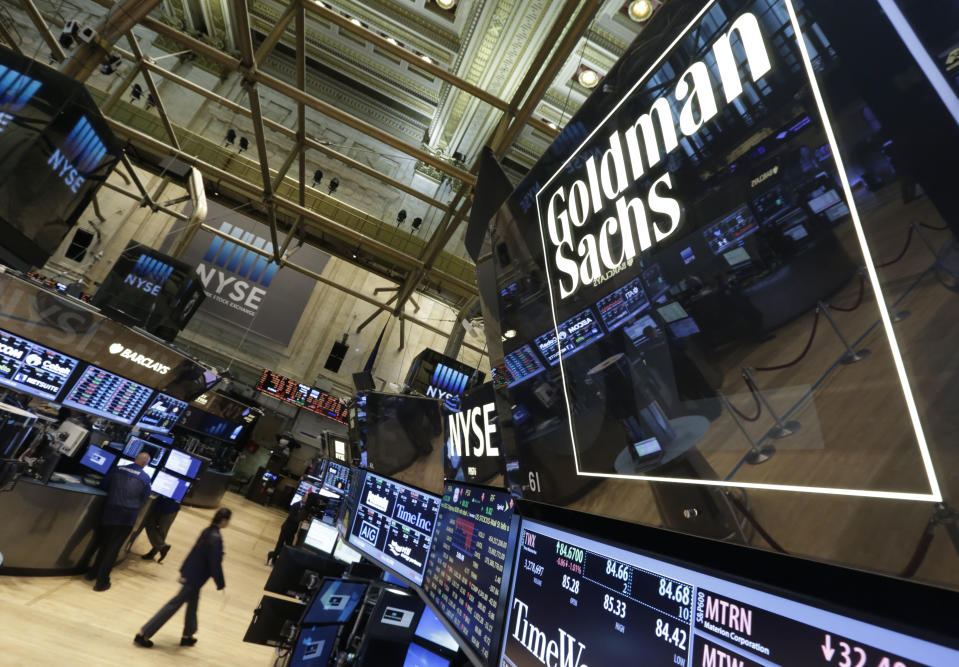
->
[538, 11, 773, 300]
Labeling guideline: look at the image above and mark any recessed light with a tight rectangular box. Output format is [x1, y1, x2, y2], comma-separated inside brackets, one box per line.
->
[436, 0, 456, 8]
[578, 68, 600, 88]
[547, 121, 558, 130]
[628, 0, 653, 22]
[350, 17, 362, 27]
[504, 329, 517, 339]
[421, 54, 432, 64]
[386, 37, 398, 46]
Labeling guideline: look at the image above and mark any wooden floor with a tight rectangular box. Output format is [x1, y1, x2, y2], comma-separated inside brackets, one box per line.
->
[0, 493, 289, 666]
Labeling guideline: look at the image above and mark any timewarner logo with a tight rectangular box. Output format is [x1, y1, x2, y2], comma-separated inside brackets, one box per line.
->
[510, 598, 588, 667]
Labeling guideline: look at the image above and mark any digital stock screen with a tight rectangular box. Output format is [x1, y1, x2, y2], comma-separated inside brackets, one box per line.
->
[164, 449, 202, 479]
[62, 365, 154, 424]
[534, 309, 604, 366]
[323, 461, 351, 496]
[0, 328, 79, 400]
[135, 392, 188, 433]
[596, 277, 649, 332]
[500, 519, 959, 667]
[423, 484, 515, 665]
[503, 344, 545, 388]
[256, 369, 349, 423]
[348, 473, 441, 586]
[151, 470, 191, 502]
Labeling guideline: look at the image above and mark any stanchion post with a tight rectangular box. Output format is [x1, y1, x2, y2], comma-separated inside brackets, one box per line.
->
[742, 368, 801, 440]
[817, 301, 871, 364]
[719, 392, 775, 464]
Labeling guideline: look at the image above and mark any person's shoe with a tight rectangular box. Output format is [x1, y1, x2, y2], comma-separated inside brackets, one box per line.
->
[93, 582, 111, 592]
[180, 636, 198, 647]
[141, 550, 157, 561]
[157, 545, 171, 564]
[133, 634, 154, 648]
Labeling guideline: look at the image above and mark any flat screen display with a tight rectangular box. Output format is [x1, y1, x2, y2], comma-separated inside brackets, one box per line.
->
[123, 436, 166, 467]
[423, 483, 515, 664]
[596, 278, 649, 332]
[289, 624, 339, 666]
[656, 302, 689, 324]
[323, 462, 351, 496]
[534, 309, 604, 366]
[256, 369, 348, 423]
[347, 472, 441, 586]
[0, 328, 79, 400]
[304, 519, 339, 555]
[703, 205, 760, 254]
[724, 246, 751, 266]
[301, 579, 367, 626]
[292, 475, 323, 505]
[624, 314, 658, 346]
[136, 393, 188, 433]
[164, 449, 202, 479]
[415, 605, 461, 653]
[151, 470, 190, 502]
[62, 365, 154, 424]
[79, 444, 116, 474]
[503, 344, 545, 387]
[500, 518, 959, 667]
[403, 642, 450, 667]
[332, 537, 362, 564]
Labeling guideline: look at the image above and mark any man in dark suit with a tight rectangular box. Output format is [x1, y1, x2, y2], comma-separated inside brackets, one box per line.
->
[86, 452, 152, 591]
[134, 508, 231, 648]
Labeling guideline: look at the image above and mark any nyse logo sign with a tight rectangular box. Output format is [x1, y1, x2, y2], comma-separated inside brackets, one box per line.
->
[426, 362, 470, 400]
[447, 401, 499, 459]
[358, 521, 379, 545]
[47, 116, 108, 194]
[195, 221, 279, 316]
[123, 253, 174, 296]
[0, 65, 41, 133]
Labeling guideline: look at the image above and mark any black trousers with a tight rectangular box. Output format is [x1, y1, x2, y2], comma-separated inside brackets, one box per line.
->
[268, 521, 297, 562]
[145, 510, 179, 552]
[141, 585, 200, 638]
[90, 524, 132, 586]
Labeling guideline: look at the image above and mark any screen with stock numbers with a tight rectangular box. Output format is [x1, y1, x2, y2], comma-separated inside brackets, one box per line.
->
[422, 483, 515, 665]
[500, 518, 959, 667]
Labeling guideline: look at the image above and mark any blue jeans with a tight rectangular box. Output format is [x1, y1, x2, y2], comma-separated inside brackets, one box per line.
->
[141, 585, 200, 638]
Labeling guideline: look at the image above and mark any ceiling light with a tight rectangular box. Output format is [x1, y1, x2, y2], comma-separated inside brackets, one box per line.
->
[436, 0, 457, 8]
[504, 329, 517, 339]
[628, 0, 653, 22]
[578, 68, 600, 88]
[547, 121, 558, 130]
[350, 18, 362, 27]
[420, 55, 432, 64]
[386, 37, 398, 45]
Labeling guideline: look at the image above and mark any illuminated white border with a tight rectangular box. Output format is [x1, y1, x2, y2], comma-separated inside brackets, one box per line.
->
[532, 0, 942, 502]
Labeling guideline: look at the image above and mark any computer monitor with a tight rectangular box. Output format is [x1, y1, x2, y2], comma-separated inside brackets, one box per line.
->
[322, 461, 351, 496]
[151, 470, 191, 502]
[382, 571, 408, 589]
[332, 537, 362, 564]
[669, 317, 701, 338]
[414, 606, 460, 653]
[624, 314, 658, 346]
[78, 444, 116, 475]
[365, 589, 423, 643]
[422, 483, 517, 665]
[291, 475, 324, 505]
[303, 519, 338, 555]
[403, 642, 450, 667]
[264, 546, 347, 599]
[656, 302, 689, 324]
[124, 436, 166, 467]
[243, 595, 305, 647]
[300, 578, 367, 626]
[164, 449, 202, 479]
[289, 624, 339, 666]
[723, 246, 751, 267]
[135, 392, 188, 434]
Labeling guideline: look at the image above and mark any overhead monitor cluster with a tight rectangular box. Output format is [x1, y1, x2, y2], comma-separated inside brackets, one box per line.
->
[256, 369, 349, 424]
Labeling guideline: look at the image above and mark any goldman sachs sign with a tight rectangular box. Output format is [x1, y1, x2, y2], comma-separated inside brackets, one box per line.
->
[538, 11, 771, 300]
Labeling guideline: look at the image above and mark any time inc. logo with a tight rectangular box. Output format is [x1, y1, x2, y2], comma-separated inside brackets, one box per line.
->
[124, 253, 174, 295]
[47, 116, 108, 194]
[195, 221, 281, 313]
[426, 363, 470, 399]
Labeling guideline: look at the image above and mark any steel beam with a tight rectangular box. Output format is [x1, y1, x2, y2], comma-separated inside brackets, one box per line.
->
[61, 0, 162, 82]
[254, 0, 297, 64]
[19, 0, 66, 62]
[126, 33, 180, 149]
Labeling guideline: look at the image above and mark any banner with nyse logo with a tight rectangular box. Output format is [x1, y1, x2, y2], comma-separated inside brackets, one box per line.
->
[164, 201, 330, 345]
[442, 382, 505, 485]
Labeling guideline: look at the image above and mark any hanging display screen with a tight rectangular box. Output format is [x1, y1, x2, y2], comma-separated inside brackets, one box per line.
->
[596, 277, 649, 332]
[0, 328, 79, 400]
[347, 472, 441, 585]
[500, 518, 959, 667]
[533, 309, 604, 366]
[503, 344, 546, 387]
[422, 483, 516, 665]
[323, 461, 351, 496]
[256, 369, 348, 424]
[62, 365, 154, 424]
[135, 392, 188, 433]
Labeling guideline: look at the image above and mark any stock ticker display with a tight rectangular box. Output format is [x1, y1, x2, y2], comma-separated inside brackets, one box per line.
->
[500, 519, 959, 667]
[348, 473, 441, 586]
[256, 369, 348, 424]
[135, 392, 188, 433]
[323, 461, 351, 496]
[62, 365, 154, 424]
[0, 328, 79, 400]
[423, 484, 515, 664]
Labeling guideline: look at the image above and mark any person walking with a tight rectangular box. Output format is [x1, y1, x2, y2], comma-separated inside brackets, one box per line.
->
[266, 491, 309, 566]
[140, 495, 181, 562]
[85, 451, 152, 592]
[134, 508, 231, 648]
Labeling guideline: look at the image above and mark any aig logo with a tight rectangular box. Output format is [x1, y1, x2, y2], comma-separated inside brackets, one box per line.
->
[358, 521, 379, 544]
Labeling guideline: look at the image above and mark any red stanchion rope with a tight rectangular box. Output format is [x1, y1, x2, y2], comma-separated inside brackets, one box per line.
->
[726, 374, 762, 422]
[753, 309, 821, 372]
[724, 491, 789, 554]
[829, 274, 866, 312]
[876, 225, 915, 268]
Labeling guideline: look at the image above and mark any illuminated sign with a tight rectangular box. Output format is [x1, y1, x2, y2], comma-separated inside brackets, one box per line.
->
[47, 116, 108, 194]
[538, 12, 772, 298]
[195, 221, 279, 314]
[426, 362, 470, 399]
[0, 65, 41, 132]
[108, 342, 171, 375]
[122, 253, 174, 296]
